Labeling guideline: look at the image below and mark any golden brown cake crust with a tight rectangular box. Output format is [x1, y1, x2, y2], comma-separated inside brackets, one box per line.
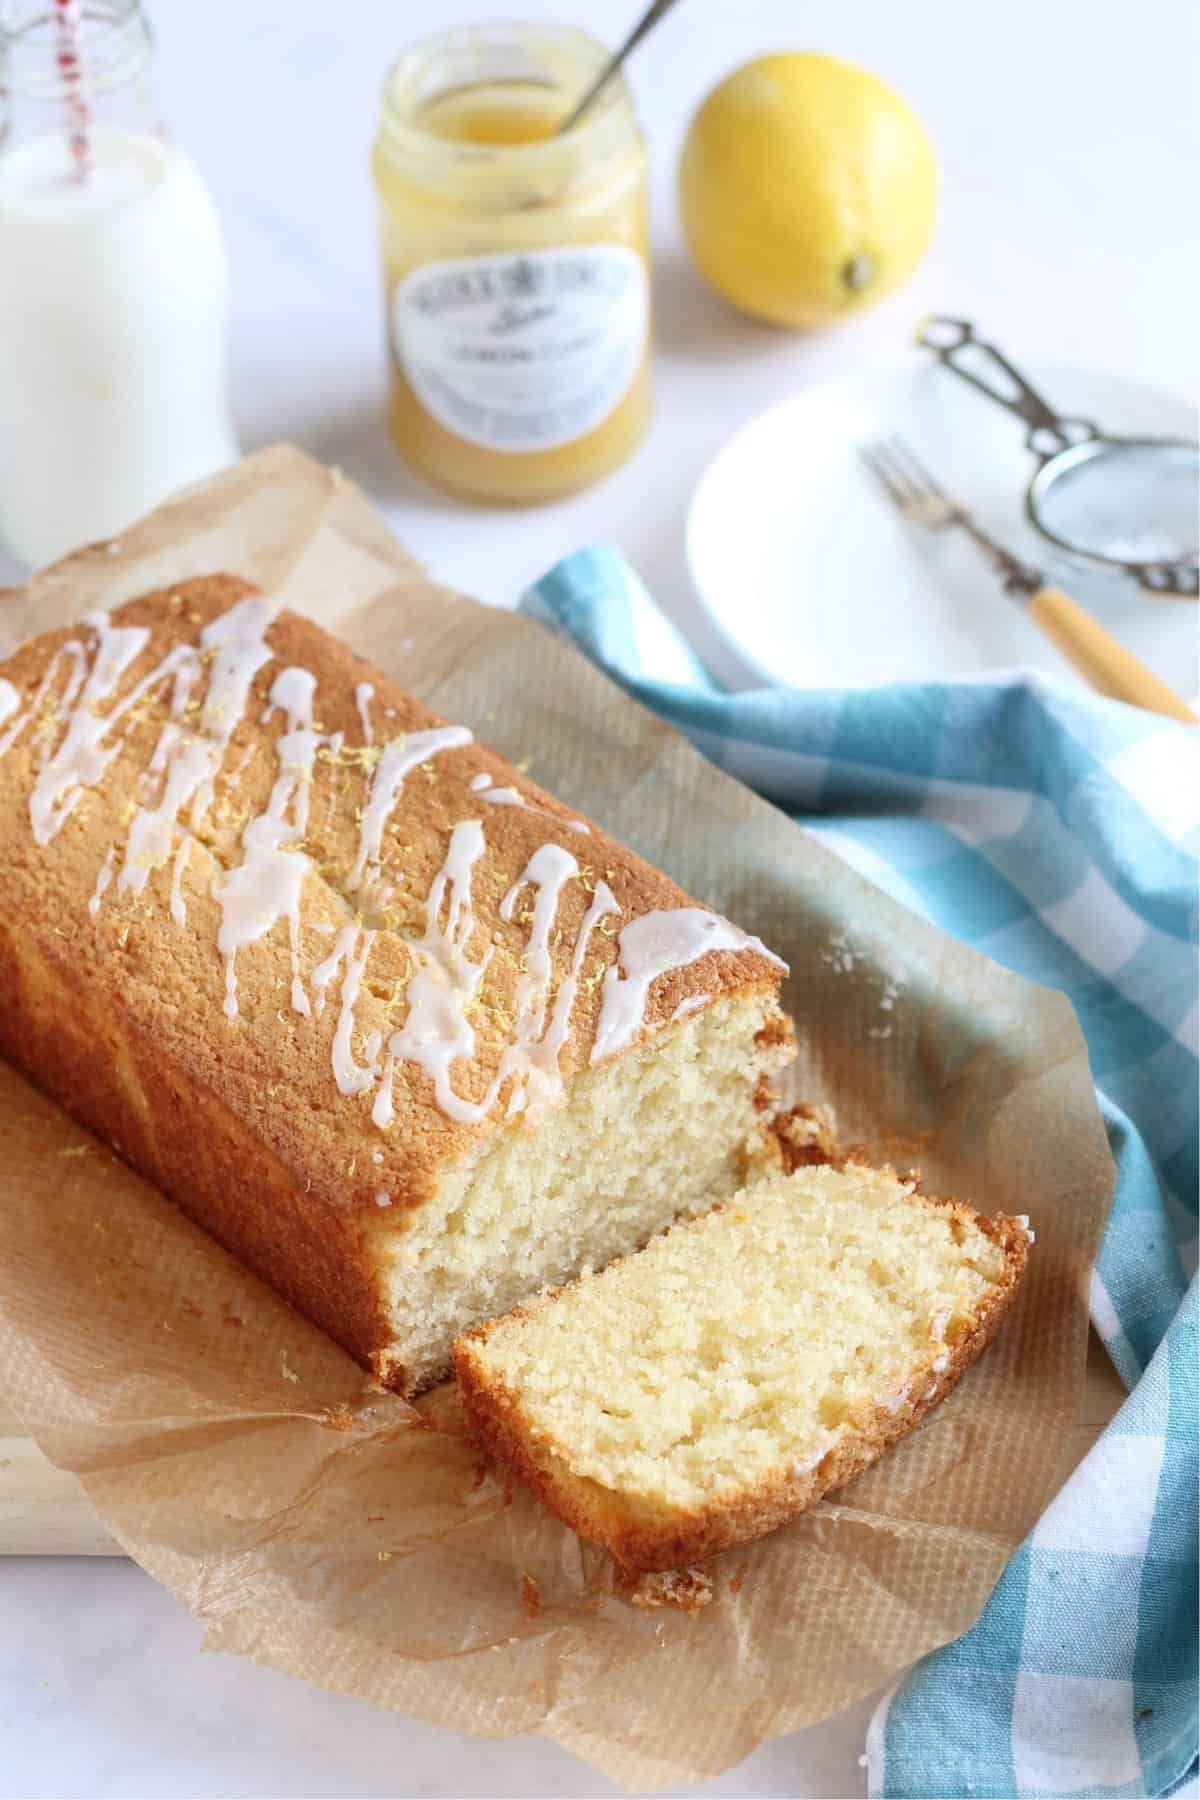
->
[0, 577, 784, 1384]
[454, 1207, 1030, 1573]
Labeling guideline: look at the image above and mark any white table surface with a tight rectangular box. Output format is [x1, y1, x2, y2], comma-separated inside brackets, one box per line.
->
[1, 2, 1195, 1795]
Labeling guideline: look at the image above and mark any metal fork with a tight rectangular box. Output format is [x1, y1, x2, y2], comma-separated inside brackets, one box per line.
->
[859, 435, 1195, 720]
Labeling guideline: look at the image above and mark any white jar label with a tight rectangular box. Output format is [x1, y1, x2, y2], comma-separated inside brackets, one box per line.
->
[391, 245, 648, 454]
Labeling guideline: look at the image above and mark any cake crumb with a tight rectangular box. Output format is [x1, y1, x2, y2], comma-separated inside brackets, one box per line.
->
[772, 1102, 839, 1171]
[882, 1128, 935, 1162]
[625, 1567, 713, 1613]
[728, 1562, 750, 1596]
[519, 1570, 542, 1620]
[824, 930, 857, 975]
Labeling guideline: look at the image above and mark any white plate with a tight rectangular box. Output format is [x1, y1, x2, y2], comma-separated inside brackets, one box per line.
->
[685, 355, 1197, 691]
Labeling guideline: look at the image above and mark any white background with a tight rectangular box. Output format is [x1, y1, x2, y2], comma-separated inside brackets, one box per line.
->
[1, 1, 1196, 1795]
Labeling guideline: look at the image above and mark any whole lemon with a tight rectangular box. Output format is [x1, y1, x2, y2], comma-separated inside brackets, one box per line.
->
[678, 52, 939, 329]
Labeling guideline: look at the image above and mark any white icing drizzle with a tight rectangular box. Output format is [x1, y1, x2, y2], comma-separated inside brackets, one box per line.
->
[496, 847, 616, 1119]
[119, 732, 213, 899]
[670, 993, 711, 1023]
[881, 1383, 912, 1416]
[373, 1191, 392, 1208]
[29, 613, 150, 843]
[350, 725, 472, 891]
[590, 908, 787, 1065]
[191, 597, 276, 825]
[374, 820, 493, 1127]
[88, 846, 115, 917]
[0, 641, 85, 763]
[169, 836, 191, 926]
[116, 597, 274, 910]
[215, 663, 332, 1020]
[312, 924, 381, 1095]
[2, 602, 279, 947]
[366, 836, 617, 1130]
[269, 664, 317, 726]
[371, 1149, 384, 1165]
[469, 767, 589, 836]
[355, 682, 374, 746]
[1014, 1213, 1036, 1243]
[0, 678, 19, 726]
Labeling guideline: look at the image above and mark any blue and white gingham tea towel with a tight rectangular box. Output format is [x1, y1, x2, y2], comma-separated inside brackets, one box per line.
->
[521, 546, 1199, 1800]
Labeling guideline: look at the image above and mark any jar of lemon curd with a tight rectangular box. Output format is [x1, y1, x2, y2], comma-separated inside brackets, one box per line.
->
[372, 23, 651, 504]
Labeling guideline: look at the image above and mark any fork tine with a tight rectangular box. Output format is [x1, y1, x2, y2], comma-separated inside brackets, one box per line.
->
[880, 435, 948, 503]
[859, 439, 920, 508]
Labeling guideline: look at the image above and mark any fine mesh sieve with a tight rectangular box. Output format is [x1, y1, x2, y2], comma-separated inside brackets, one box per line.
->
[919, 317, 1199, 598]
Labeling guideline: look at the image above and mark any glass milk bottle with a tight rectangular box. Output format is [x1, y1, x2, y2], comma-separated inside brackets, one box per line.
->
[0, 0, 237, 569]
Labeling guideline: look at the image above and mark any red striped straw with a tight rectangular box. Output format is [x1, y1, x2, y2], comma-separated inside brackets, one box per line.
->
[54, 0, 93, 181]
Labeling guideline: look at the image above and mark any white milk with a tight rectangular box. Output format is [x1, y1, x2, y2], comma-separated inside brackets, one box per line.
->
[0, 125, 238, 568]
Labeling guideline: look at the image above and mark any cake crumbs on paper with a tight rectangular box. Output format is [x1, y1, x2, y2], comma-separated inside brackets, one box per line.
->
[728, 1562, 751, 1597]
[57, 1144, 89, 1158]
[624, 1567, 714, 1613]
[377, 1549, 394, 1564]
[280, 1353, 300, 1384]
[323, 1402, 357, 1432]
[519, 1570, 542, 1621]
[882, 1128, 935, 1163]
[823, 930, 857, 975]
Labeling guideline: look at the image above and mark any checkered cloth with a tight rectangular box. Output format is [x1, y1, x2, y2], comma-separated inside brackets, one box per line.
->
[521, 546, 1199, 1800]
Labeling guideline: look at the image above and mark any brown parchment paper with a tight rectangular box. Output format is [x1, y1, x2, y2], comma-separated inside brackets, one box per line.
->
[0, 446, 1114, 1791]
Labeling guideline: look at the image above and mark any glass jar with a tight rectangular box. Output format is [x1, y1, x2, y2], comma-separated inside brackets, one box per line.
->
[372, 22, 651, 505]
[0, 0, 236, 568]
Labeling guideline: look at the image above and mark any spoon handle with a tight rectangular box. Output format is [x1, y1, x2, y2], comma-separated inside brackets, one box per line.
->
[557, 0, 683, 134]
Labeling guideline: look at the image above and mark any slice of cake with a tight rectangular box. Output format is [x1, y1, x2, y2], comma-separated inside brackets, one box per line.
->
[0, 577, 794, 1392]
[455, 1164, 1031, 1570]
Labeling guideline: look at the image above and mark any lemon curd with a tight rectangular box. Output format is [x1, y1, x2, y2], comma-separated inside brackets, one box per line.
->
[373, 26, 651, 504]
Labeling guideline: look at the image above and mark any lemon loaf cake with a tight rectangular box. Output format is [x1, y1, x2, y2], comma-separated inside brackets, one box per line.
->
[455, 1164, 1031, 1570]
[0, 577, 794, 1393]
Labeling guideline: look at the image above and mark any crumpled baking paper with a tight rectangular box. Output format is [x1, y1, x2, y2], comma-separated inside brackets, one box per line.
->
[0, 447, 1113, 1790]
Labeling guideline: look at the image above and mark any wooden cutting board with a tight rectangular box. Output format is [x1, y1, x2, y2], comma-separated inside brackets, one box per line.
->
[0, 1334, 1127, 1555]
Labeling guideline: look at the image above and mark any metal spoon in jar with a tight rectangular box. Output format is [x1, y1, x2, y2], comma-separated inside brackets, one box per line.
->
[557, 0, 683, 134]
